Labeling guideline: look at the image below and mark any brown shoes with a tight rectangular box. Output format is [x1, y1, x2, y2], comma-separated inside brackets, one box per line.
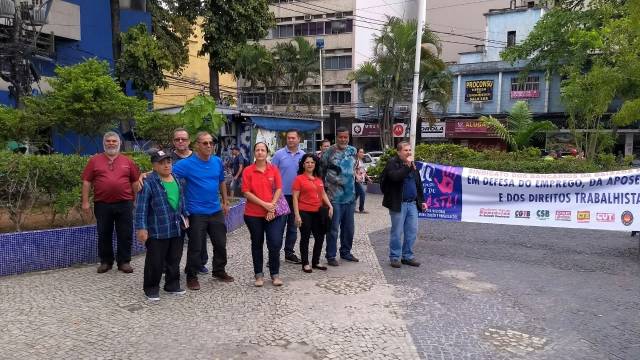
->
[271, 276, 283, 286]
[97, 263, 112, 273]
[186, 278, 200, 290]
[117, 263, 134, 273]
[212, 272, 235, 282]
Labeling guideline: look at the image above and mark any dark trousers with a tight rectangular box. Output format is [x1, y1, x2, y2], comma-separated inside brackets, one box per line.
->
[283, 195, 298, 256]
[245, 215, 285, 277]
[186, 212, 227, 279]
[94, 201, 133, 265]
[143, 236, 184, 294]
[299, 210, 325, 266]
[354, 182, 366, 212]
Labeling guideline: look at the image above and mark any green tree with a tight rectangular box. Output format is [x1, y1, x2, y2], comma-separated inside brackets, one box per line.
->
[134, 112, 184, 148]
[148, 0, 201, 74]
[273, 37, 319, 111]
[24, 59, 147, 153]
[502, 0, 640, 158]
[200, 0, 275, 101]
[480, 101, 557, 151]
[350, 17, 447, 148]
[116, 24, 174, 97]
[178, 94, 227, 136]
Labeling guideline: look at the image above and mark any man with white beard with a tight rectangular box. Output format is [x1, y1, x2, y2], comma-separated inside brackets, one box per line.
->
[82, 131, 141, 274]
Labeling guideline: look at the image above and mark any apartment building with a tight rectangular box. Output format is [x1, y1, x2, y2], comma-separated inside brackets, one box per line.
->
[238, 0, 416, 128]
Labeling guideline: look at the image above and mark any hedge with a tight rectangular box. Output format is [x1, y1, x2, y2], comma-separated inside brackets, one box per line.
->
[367, 144, 631, 179]
[0, 151, 152, 232]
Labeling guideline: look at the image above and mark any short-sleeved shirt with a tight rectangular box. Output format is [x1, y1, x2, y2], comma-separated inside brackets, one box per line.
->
[161, 179, 180, 210]
[271, 146, 305, 195]
[242, 164, 282, 217]
[292, 174, 324, 212]
[173, 154, 225, 215]
[82, 153, 140, 203]
[322, 145, 357, 204]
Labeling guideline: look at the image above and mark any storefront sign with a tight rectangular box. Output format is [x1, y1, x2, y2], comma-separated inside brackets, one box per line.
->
[465, 80, 494, 102]
[417, 162, 640, 232]
[352, 123, 380, 137]
[453, 120, 488, 133]
[392, 123, 407, 137]
[511, 90, 540, 99]
[421, 122, 445, 138]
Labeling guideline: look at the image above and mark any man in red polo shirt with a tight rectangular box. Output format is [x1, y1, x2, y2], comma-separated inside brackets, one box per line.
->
[82, 132, 141, 273]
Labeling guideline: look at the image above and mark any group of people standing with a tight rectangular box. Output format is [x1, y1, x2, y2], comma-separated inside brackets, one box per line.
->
[81, 127, 427, 301]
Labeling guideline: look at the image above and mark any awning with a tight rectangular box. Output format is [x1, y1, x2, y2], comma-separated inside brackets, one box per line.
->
[248, 116, 321, 132]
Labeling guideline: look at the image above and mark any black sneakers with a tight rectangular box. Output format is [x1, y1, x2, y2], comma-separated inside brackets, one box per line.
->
[285, 254, 302, 264]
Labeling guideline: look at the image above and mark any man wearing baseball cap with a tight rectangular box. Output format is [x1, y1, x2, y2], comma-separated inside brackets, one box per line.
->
[135, 149, 189, 301]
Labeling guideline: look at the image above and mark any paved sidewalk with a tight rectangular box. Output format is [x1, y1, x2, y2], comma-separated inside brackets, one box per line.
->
[0, 195, 420, 360]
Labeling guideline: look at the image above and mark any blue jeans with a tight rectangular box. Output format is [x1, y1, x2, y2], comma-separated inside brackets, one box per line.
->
[389, 202, 418, 261]
[245, 215, 285, 277]
[325, 201, 355, 260]
[354, 182, 366, 212]
[283, 195, 298, 256]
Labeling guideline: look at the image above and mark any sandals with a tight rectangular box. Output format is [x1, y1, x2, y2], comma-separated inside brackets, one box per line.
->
[312, 264, 328, 271]
[302, 265, 312, 273]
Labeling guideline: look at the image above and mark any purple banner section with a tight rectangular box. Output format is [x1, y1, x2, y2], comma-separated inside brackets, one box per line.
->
[417, 162, 463, 221]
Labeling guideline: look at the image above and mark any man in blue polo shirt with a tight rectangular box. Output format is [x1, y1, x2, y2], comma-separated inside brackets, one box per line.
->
[173, 131, 233, 290]
[271, 129, 305, 264]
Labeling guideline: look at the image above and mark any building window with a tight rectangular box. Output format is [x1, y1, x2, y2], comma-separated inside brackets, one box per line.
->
[507, 31, 516, 48]
[324, 55, 352, 70]
[274, 19, 352, 38]
[510, 76, 540, 98]
[324, 91, 351, 104]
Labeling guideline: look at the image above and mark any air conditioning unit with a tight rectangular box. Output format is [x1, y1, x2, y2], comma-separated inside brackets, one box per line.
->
[263, 104, 274, 112]
[0, 0, 15, 19]
[397, 105, 409, 113]
[304, 14, 312, 21]
[335, 12, 345, 19]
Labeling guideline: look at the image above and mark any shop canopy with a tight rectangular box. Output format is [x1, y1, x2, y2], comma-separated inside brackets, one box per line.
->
[248, 115, 321, 132]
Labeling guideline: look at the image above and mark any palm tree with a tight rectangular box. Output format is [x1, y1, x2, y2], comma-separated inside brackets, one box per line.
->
[480, 101, 557, 150]
[273, 37, 319, 111]
[234, 43, 281, 106]
[350, 17, 448, 148]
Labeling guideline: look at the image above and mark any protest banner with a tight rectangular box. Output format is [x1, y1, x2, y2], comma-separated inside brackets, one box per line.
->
[417, 162, 640, 231]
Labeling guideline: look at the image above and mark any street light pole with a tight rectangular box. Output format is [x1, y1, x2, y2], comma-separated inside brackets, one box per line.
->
[317, 37, 325, 140]
[409, 0, 427, 151]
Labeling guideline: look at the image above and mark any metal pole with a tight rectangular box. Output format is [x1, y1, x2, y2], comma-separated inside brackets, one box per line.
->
[409, 0, 427, 150]
[319, 48, 324, 140]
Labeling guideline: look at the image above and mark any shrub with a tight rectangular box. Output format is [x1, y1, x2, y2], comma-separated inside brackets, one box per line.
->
[367, 144, 628, 182]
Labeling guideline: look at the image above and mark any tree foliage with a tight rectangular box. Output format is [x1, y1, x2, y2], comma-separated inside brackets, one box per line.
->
[273, 37, 319, 111]
[501, 0, 640, 158]
[25, 59, 147, 152]
[350, 17, 450, 148]
[480, 101, 557, 151]
[148, 0, 201, 74]
[200, 0, 275, 100]
[116, 24, 174, 97]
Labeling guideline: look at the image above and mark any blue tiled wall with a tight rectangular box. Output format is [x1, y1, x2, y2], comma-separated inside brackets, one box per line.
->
[0, 201, 246, 276]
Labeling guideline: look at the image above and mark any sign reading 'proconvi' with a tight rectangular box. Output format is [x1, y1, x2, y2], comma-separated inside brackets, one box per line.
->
[416, 162, 640, 231]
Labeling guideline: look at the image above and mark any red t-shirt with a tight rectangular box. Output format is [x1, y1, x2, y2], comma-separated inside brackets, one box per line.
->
[82, 153, 140, 203]
[292, 174, 324, 212]
[242, 163, 282, 217]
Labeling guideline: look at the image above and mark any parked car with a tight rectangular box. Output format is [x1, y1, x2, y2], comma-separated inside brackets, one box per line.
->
[361, 153, 375, 170]
[367, 151, 384, 165]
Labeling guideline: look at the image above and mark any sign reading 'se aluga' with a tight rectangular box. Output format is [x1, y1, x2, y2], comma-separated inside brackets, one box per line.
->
[465, 80, 494, 102]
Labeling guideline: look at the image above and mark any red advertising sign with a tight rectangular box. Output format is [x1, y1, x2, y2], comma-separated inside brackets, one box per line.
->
[445, 119, 501, 139]
[392, 123, 407, 137]
[454, 121, 488, 133]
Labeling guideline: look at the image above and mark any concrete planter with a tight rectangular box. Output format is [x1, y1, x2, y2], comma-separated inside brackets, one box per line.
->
[0, 200, 246, 276]
[367, 182, 382, 194]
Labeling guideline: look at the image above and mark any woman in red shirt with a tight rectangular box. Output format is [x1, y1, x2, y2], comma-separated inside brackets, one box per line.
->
[292, 153, 333, 273]
[242, 142, 286, 287]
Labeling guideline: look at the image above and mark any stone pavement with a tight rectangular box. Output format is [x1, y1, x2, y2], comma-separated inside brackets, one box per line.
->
[0, 194, 420, 360]
[369, 219, 640, 360]
[2, 194, 639, 359]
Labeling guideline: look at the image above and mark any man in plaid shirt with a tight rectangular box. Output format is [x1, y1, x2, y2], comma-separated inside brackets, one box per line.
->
[135, 149, 189, 301]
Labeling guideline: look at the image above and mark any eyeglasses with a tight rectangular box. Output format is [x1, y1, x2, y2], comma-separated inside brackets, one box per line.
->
[198, 141, 214, 146]
[173, 138, 189, 142]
